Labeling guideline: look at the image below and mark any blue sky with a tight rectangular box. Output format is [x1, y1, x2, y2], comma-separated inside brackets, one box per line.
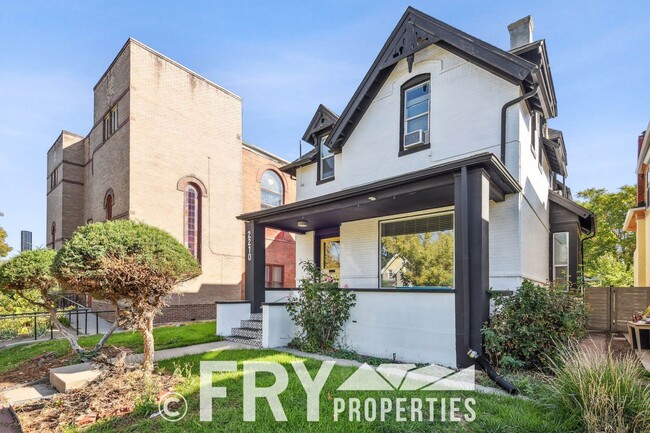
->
[0, 1, 648, 253]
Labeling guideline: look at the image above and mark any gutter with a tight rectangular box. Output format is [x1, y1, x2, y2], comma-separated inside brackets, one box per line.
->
[500, 82, 539, 163]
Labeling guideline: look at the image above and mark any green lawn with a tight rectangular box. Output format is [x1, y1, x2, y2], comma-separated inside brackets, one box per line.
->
[79, 349, 579, 433]
[0, 321, 221, 374]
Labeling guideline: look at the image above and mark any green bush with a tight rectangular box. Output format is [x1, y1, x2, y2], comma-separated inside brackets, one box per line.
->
[549, 343, 650, 433]
[483, 280, 587, 371]
[286, 261, 356, 352]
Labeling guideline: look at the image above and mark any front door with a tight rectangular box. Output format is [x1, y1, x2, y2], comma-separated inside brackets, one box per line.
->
[320, 237, 341, 284]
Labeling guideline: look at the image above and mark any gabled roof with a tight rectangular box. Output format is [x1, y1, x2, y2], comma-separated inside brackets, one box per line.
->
[326, 7, 549, 153]
[301, 104, 339, 144]
[510, 40, 557, 117]
[549, 191, 595, 235]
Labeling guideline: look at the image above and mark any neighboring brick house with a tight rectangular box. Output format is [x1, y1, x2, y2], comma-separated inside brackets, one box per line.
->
[242, 143, 296, 290]
[46, 38, 295, 323]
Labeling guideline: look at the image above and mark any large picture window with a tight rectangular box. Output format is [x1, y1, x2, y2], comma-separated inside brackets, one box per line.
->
[380, 213, 453, 288]
[553, 232, 569, 288]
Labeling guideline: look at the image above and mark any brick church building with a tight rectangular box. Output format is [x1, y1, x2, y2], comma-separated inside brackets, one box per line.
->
[46, 38, 295, 322]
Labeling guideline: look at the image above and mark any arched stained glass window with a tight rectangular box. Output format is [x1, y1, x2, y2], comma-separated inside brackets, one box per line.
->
[184, 184, 201, 260]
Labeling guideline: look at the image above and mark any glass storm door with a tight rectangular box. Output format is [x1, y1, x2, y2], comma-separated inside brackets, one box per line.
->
[320, 237, 341, 284]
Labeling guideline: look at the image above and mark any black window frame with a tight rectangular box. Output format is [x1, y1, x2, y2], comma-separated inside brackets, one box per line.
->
[399, 73, 432, 157]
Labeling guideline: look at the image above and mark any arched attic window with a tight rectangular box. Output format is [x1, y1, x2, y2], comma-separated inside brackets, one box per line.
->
[261, 170, 284, 209]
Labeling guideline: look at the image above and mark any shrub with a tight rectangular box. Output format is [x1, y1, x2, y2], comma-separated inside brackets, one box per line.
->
[483, 280, 587, 371]
[54, 220, 201, 374]
[286, 261, 356, 352]
[549, 343, 650, 433]
[0, 249, 85, 351]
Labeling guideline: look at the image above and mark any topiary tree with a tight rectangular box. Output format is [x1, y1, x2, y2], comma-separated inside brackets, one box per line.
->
[0, 249, 83, 352]
[54, 220, 201, 374]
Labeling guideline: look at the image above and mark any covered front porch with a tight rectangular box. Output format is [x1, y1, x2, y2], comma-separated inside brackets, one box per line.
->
[238, 153, 520, 366]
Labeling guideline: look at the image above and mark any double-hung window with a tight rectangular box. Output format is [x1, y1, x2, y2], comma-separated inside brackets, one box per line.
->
[319, 134, 334, 180]
[403, 80, 430, 149]
[103, 104, 118, 141]
[553, 232, 569, 288]
[265, 264, 284, 288]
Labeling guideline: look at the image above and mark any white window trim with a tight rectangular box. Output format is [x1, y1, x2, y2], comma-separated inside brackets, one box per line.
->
[403, 81, 430, 144]
[320, 134, 334, 180]
[552, 231, 570, 287]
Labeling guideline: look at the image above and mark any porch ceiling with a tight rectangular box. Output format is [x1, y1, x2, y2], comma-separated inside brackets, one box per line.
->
[238, 153, 521, 233]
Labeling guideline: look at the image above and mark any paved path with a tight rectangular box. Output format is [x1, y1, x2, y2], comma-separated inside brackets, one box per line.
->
[67, 311, 120, 335]
[125, 340, 255, 364]
[276, 347, 512, 397]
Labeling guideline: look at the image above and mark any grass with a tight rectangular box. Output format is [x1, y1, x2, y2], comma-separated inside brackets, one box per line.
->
[76, 349, 579, 433]
[0, 321, 222, 374]
[549, 343, 650, 433]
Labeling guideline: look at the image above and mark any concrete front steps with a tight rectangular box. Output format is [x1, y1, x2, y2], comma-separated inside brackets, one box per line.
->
[225, 313, 262, 347]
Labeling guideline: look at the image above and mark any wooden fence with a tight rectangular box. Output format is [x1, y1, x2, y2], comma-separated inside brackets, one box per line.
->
[585, 287, 650, 332]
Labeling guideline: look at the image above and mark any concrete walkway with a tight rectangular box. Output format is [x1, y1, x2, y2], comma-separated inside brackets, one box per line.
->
[67, 311, 120, 335]
[125, 340, 255, 364]
[276, 347, 512, 397]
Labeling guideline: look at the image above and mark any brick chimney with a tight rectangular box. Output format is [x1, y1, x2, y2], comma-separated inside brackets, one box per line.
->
[638, 131, 646, 207]
[508, 16, 534, 49]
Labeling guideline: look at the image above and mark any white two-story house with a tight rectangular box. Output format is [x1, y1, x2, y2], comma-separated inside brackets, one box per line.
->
[235, 8, 594, 367]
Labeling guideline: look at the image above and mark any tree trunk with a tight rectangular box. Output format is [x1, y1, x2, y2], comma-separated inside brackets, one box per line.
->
[49, 308, 84, 353]
[93, 320, 120, 352]
[93, 304, 121, 351]
[140, 314, 155, 376]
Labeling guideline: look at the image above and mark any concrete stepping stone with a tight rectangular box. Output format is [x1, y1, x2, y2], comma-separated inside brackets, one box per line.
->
[49, 363, 102, 393]
[1, 383, 58, 406]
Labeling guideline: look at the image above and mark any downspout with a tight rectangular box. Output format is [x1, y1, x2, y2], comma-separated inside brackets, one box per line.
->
[580, 226, 597, 289]
[500, 83, 539, 163]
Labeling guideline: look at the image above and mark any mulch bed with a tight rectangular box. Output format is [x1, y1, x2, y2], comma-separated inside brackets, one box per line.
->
[0, 352, 75, 390]
[14, 352, 181, 433]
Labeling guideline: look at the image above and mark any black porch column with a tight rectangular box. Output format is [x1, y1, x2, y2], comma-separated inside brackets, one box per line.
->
[245, 222, 266, 313]
[454, 167, 490, 368]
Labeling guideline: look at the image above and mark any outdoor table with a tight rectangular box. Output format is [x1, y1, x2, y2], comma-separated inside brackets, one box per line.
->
[627, 321, 650, 355]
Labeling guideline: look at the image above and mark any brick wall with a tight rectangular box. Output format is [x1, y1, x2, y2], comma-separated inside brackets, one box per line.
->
[242, 145, 297, 288]
[91, 299, 215, 324]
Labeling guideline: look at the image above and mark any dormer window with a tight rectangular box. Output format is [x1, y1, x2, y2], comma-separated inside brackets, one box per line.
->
[400, 74, 431, 155]
[319, 134, 335, 181]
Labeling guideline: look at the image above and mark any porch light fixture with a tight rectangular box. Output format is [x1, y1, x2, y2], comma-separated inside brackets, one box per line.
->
[297, 220, 309, 228]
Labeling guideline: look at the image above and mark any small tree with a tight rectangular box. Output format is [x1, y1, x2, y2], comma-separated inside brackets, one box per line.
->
[0, 249, 83, 352]
[286, 261, 356, 352]
[54, 220, 201, 374]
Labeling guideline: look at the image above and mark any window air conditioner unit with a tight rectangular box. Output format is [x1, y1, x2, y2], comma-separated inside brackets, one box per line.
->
[404, 129, 424, 148]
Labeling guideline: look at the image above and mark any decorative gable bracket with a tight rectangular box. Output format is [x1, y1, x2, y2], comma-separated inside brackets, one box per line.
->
[380, 16, 440, 73]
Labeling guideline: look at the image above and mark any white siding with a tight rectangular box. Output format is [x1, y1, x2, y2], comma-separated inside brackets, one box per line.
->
[293, 41, 555, 293]
[295, 231, 314, 282]
[297, 44, 520, 200]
